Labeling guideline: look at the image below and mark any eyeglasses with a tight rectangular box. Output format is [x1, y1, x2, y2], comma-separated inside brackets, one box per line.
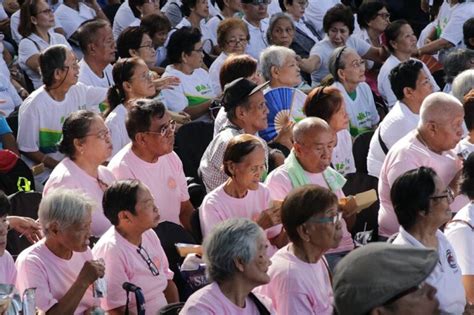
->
[376, 12, 390, 20]
[306, 212, 342, 224]
[84, 128, 110, 140]
[36, 8, 53, 15]
[145, 120, 176, 137]
[139, 43, 155, 50]
[429, 188, 455, 204]
[137, 245, 160, 276]
[225, 38, 248, 46]
[245, 0, 270, 5]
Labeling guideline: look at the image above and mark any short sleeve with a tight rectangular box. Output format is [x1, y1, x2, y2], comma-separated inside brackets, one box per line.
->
[17, 103, 40, 152]
[159, 82, 187, 112]
[351, 36, 371, 58]
[446, 226, 474, 275]
[199, 195, 223, 237]
[18, 38, 40, 65]
[440, 6, 472, 46]
[83, 84, 107, 111]
[264, 170, 291, 201]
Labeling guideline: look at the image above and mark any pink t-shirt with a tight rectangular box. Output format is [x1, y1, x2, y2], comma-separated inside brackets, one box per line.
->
[92, 227, 174, 313]
[0, 250, 17, 285]
[378, 131, 465, 237]
[43, 158, 115, 237]
[255, 244, 333, 315]
[199, 183, 282, 239]
[15, 240, 98, 314]
[181, 282, 275, 315]
[265, 166, 354, 254]
[107, 145, 190, 225]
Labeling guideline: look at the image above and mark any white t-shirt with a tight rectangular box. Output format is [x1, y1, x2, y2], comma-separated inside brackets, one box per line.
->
[455, 137, 474, 160]
[332, 81, 379, 136]
[0, 4, 7, 20]
[377, 55, 439, 109]
[440, 3, 474, 47]
[112, 1, 136, 40]
[206, 14, 224, 47]
[309, 36, 370, 85]
[105, 104, 129, 157]
[0, 73, 22, 117]
[256, 244, 333, 315]
[108, 146, 190, 225]
[209, 51, 227, 95]
[367, 101, 419, 178]
[161, 65, 215, 120]
[78, 59, 114, 88]
[303, 0, 340, 35]
[18, 31, 70, 89]
[213, 107, 229, 136]
[54, 3, 96, 39]
[332, 129, 355, 176]
[445, 202, 474, 276]
[393, 227, 466, 315]
[244, 17, 269, 59]
[174, 17, 212, 46]
[17, 83, 107, 182]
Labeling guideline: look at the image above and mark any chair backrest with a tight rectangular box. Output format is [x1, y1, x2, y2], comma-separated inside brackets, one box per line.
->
[189, 208, 203, 244]
[174, 122, 214, 180]
[352, 131, 375, 174]
[158, 302, 185, 315]
[6, 191, 42, 257]
[0, 153, 35, 195]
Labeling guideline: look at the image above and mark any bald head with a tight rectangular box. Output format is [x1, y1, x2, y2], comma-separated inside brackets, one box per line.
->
[293, 117, 333, 144]
[419, 92, 464, 127]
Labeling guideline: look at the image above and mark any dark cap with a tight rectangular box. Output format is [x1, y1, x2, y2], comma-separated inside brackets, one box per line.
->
[222, 78, 269, 112]
[333, 243, 438, 315]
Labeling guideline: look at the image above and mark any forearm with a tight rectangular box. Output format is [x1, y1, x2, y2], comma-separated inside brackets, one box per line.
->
[299, 55, 319, 74]
[418, 38, 453, 56]
[23, 151, 59, 169]
[463, 275, 474, 304]
[183, 100, 212, 120]
[269, 229, 288, 249]
[1, 134, 20, 156]
[46, 279, 90, 315]
[179, 201, 195, 232]
[164, 280, 179, 304]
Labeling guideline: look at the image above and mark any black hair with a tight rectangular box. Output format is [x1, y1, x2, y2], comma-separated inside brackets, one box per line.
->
[58, 110, 98, 159]
[323, 4, 355, 35]
[117, 26, 148, 58]
[391, 167, 437, 231]
[129, 0, 147, 18]
[126, 99, 167, 141]
[357, 1, 387, 29]
[461, 152, 474, 199]
[464, 18, 474, 49]
[76, 18, 111, 53]
[389, 59, 424, 101]
[140, 13, 171, 38]
[166, 27, 202, 64]
[0, 190, 11, 217]
[103, 179, 142, 225]
[181, 0, 198, 17]
[384, 19, 409, 53]
[39, 44, 68, 87]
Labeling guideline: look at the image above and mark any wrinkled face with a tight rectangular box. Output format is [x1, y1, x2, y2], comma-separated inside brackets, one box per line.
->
[130, 185, 161, 230]
[426, 175, 453, 227]
[79, 116, 113, 163]
[136, 34, 156, 67]
[58, 210, 92, 252]
[301, 202, 343, 251]
[409, 70, 433, 105]
[223, 27, 248, 54]
[227, 146, 266, 191]
[431, 109, 464, 152]
[339, 50, 366, 84]
[242, 91, 269, 132]
[273, 55, 301, 87]
[0, 215, 7, 256]
[92, 25, 116, 64]
[295, 128, 336, 173]
[56, 50, 80, 88]
[327, 22, 350, 47]
[270, 18, 295, 47]
[240, 234, 272, 286]
[367, 7, 390, 33]
[126, 61, 156, 99]
[328, 101, 350, 132]
[284, 0, 307, 21]
[391, 24, 417, 55]
[32, 0, 55, 30]
[141, 112, 176, 157]
[380, 282, 440, 315]
[184, 41, 204, 70]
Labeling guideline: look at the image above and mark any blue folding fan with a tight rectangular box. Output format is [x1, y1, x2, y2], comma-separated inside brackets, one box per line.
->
[259, 87, 307, 142]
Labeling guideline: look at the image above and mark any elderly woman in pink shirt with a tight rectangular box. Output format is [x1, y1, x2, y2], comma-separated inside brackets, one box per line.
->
[199, 134, 287, 252]
[181, 218, 275, 314]
[256, 184, 341, 315]
[92, 179, 178, 314]
[15, 189, 105, 314]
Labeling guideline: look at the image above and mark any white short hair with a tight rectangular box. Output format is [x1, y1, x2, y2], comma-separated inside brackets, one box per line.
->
[419, 92, 463, 127]
[452, 69, 474, 102]
[259, 45, 296, 81]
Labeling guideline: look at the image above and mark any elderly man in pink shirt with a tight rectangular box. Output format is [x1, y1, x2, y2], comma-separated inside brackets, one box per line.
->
[265, 117, 357, 270]
[378, 92, 467, 238]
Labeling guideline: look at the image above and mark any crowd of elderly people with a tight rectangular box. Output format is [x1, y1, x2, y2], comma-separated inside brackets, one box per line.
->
[1, 0, 474, 314]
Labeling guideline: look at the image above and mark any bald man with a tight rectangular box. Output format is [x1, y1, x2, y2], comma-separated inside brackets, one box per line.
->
[265, 117, 356, 270]
[378, 92, 467, 238]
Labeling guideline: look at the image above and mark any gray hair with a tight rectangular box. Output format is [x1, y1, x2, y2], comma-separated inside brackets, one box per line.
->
[328, 46, 357, 81]
[259, 45, 296, 81]
[266, 12, 295, 44]
[203, 218, 265, 283]
[444, 49, 474, 84]
[419, 92, 463, 127]
[39, 189, 94, 236]
[452, 69, 474, 102]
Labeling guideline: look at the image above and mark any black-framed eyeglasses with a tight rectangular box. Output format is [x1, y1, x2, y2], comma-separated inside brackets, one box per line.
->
[137, 245, 160, 276]
[429, 188, 455, 204]
[144, 120, 176, 137]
